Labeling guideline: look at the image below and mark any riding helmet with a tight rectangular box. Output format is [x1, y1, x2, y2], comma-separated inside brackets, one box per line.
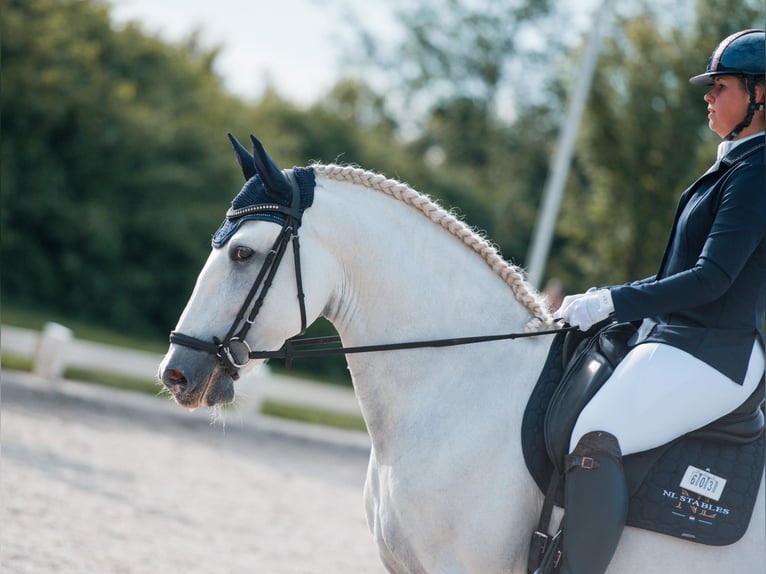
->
[689, 29, 765, 85]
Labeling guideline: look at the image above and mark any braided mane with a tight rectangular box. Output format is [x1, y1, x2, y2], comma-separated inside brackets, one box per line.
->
[314, 164, 554, 327]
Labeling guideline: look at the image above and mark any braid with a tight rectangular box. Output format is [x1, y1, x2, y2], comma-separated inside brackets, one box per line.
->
[315, 164, 555, 327]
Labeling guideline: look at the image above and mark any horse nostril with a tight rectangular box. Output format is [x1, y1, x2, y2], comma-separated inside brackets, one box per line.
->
[162, 368, 188, 394]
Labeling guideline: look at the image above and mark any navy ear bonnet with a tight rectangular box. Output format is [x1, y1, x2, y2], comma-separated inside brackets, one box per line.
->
[212, 134, 315, 248]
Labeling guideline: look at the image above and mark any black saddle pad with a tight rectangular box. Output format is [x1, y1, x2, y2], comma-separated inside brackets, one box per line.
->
[522, 331, 765, 546]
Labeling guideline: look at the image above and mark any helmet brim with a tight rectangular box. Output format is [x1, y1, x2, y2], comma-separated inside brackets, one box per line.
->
[689, 72, 716, 86]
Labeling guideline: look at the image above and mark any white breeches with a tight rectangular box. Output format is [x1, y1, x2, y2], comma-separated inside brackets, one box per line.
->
[570, 339, 765, 456]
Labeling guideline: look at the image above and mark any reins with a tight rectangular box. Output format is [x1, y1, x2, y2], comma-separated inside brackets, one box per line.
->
[243, 325, 573, 368]
[171, 321, 570, 370]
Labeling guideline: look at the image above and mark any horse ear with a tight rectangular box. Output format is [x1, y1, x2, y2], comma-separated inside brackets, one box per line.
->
[227, 133, 257, 181]
[250, 135, 292, 202]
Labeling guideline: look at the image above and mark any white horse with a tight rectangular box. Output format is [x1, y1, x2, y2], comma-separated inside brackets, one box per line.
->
[160, 146, 764, 572]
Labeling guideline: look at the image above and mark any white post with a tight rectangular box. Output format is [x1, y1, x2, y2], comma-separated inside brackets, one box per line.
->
[525, 0, 611, 288]
[34, 322, 73, 379]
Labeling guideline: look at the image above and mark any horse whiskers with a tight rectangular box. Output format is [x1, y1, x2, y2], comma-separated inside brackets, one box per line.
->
[208, 404, 227, 431]
[156, 386, 175, 402]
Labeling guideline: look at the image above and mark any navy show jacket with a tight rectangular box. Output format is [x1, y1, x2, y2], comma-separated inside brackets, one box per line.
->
[611, 134, 766, 385]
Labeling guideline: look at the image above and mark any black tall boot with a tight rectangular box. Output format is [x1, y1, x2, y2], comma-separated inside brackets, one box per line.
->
[560, 431, 628, 574]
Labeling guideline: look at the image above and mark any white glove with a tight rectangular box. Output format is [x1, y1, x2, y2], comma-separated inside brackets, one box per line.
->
[554, 288, 614, 331]
[553, 287, 594, 318]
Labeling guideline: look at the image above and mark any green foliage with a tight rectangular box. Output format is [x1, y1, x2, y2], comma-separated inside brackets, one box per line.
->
[355, 0, 557, 113]
[2, 353, 34, 372]
[1, 0, 244, 338]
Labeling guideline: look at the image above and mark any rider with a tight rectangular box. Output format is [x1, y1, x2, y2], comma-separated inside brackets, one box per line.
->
[554, 29, 766, 574]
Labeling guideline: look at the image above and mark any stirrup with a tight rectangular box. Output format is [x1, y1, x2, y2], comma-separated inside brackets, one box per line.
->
[530, 528, 562, 574]
[528, 471, 563, 573]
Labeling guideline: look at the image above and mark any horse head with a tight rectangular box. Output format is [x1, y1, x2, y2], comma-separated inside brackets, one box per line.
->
[159, 135, 334, 409]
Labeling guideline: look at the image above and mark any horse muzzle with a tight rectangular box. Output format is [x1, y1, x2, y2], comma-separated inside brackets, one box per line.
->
[159, 346, 236, 409]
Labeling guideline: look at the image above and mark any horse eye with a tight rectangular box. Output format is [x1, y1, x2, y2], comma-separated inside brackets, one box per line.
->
[230, 246, 254, 261]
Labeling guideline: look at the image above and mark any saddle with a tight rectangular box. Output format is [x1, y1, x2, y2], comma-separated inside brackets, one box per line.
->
[522, 321, 765, 573]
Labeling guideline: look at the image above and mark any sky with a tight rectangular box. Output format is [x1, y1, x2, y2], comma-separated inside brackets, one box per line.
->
[109, 0, 607, 106]
[109, 0, 402, 104]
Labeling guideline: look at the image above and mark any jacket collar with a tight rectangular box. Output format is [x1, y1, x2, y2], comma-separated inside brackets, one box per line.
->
[702, 133, 764, 176]
[720, 132, 765, 167]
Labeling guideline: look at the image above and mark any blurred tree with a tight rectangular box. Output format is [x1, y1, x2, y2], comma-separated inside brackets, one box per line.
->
[1, 0, 244, 335]
[349, 0, 558, 121]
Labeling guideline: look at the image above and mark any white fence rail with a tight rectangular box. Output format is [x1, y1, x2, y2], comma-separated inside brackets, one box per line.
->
[1, 324, 362, 419]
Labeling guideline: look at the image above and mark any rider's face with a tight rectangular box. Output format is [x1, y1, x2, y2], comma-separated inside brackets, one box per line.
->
[704, 75, 763, 139]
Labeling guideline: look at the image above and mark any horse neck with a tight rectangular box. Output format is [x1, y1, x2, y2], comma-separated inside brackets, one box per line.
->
[308, 171, 551, 453]
[311, 173, 533, 333]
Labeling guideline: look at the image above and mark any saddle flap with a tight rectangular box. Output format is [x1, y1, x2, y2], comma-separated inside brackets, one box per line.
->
[597, 322, 639, 365]
[544, 322, 636, 475]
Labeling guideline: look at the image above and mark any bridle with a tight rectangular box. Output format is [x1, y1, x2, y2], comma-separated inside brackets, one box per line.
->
[169, 170, 309, 379]
[169, 169, 570, 380]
